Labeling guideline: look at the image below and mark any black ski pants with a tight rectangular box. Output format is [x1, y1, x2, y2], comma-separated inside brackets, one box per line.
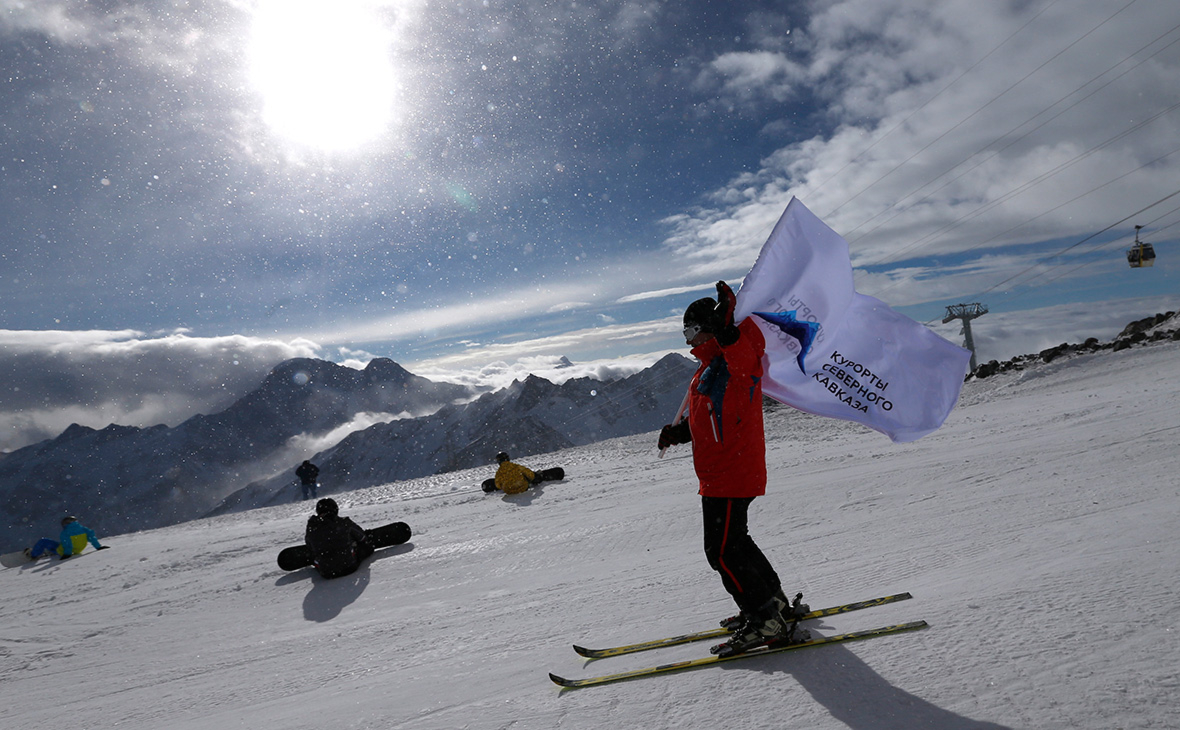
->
[702, 496, 781, 614]
[315, 539, 375, 579]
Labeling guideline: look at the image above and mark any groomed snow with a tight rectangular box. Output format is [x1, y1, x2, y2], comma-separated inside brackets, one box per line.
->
[3, 341, 1178, 729]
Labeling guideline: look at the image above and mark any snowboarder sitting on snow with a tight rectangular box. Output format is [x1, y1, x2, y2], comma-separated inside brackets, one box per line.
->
[296, 460, 320, 501]
[488, 452, 540, 495]
[658, 281, 806, 657]
[304, 498, 373, 579]
[54, 516, 109, 560]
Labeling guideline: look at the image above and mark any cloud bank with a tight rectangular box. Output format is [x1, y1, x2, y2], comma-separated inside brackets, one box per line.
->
[0, 330, 320, 452]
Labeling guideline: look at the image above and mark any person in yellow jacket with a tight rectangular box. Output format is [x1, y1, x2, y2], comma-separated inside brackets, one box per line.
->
[492, 452, 538, 495]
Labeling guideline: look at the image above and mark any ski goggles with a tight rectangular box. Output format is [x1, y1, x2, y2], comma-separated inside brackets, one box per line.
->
[682, 323, 702, 341]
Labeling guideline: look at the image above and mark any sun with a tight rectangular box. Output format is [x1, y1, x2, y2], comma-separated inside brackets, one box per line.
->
[248, 0, 399, 153]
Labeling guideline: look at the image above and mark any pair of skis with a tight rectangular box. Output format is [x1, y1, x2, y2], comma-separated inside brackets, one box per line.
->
[550, 592, 926, 688]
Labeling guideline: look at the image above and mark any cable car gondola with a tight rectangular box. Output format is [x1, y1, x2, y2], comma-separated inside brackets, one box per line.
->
[1126, 225, 1156, 268]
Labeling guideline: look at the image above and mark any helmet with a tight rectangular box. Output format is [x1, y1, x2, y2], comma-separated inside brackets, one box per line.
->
[496, 452, 509, 463]
[315, 498, 339, 517]
[683, 297, 717, 331]
[61, 516, 77, 528]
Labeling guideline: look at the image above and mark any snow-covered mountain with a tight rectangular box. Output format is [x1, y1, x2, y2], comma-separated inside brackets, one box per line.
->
[0, 354, 695, 552]
[2, 324, 1178, 729]
[211, 352, 698, 514]
[0, 357, 471, 551]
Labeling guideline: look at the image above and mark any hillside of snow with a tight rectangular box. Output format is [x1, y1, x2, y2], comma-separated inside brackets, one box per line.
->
[3, 340, 1178, 729]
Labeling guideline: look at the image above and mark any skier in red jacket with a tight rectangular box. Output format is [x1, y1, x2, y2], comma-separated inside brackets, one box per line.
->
[659, 281, 806, 656]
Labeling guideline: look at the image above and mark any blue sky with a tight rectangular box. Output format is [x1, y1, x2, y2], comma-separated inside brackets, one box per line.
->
[2, 0, 1179, 452]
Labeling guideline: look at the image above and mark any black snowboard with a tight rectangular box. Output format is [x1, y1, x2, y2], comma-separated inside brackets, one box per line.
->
[277, 521, 412, 571]
[481, 467, 565, 493]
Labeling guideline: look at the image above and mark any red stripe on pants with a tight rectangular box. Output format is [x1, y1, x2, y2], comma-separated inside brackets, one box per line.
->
[717, 499, 745, 594]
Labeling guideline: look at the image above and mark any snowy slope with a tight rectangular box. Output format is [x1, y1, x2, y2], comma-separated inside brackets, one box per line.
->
[2, 341, 1179, 730]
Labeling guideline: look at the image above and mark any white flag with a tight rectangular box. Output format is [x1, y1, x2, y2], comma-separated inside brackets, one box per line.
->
[735, 197, 971, 443]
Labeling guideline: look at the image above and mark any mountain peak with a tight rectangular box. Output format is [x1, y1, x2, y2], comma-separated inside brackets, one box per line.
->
[55, 422, 96, 443]
[362, 357, 411, 382]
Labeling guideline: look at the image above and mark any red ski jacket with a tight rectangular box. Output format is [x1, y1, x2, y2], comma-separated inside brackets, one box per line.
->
[686, 317, 767, 498]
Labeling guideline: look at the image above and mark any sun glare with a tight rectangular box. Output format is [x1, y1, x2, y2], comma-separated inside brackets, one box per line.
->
[248, 0, 398, 153]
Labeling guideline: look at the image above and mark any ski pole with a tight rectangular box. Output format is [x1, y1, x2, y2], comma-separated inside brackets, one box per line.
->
[658, 385, 692, 459]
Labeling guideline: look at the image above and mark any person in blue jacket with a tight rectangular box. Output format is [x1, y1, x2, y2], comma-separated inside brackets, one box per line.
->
[57, 516, 108, 560]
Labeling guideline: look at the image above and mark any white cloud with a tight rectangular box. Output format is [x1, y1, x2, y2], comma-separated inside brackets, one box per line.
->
[405, 317, 687, 389]
[289, 251, 734, 351]
[546, 301, 590, 313]
[701, 50, 805, 103]
[616, 282, 715, 303]
[294, 281, 606, 346]
[284, 410, 415, 458]
[0, 330, 322, 452]
[660, 0, 1180, 304]
[410, 349, 681, 394]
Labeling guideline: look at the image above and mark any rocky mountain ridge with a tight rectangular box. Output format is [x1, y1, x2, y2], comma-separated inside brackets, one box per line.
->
[209, 353, 697, 514]
[970, 311, 1178, 379]
[0, 357, 470, 550]
[0, 354, 694, 550]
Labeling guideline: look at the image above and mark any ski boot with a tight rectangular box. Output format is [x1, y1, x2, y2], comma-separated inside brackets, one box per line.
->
[721, 590, 809, 631]
[776, 590, 810, 619]
[711, 599, 799, 657]
[719, 610, 748, 632]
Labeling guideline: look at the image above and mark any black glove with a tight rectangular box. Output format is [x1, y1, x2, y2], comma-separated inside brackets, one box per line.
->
[714, 281, 740, 346]
[481, 479, 498, 493]
[714, 281, 736, 327]
[658, 421, 692, 450]
[707, 281, 736, 346]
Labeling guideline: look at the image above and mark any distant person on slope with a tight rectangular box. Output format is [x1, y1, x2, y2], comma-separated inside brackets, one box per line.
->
[488, 452, 537, 494]
[56, 516, 109, 560]
[296, 460, 320, 501]
[657, 281, 806, 657]
[481, 453, 566, 494]
[304, 498, 373, 579]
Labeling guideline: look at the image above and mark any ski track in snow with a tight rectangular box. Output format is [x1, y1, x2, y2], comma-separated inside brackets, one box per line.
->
[2, 342, 1179, 729]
